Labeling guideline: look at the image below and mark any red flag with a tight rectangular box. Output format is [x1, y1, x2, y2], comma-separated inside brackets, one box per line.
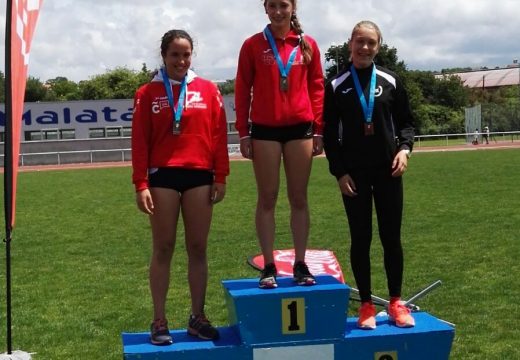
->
[5, 0, 43, 228]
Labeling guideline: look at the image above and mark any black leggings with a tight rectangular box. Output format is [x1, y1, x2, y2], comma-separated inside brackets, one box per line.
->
[341, 167, 404, 303]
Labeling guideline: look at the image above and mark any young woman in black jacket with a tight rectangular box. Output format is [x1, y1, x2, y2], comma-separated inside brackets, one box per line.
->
[323, 20, 415, 330]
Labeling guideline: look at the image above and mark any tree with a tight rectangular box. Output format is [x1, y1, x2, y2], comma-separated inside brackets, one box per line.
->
[218, 79, 235, 95]
[45, 76, 80, 101]
[324, 43, 348, 79]
[374, 44, 407, 75]
[77, 66, 152, 100]
[433, 74, 468, 109]
[323, 42, 470, 135]
[414, 104, 465, 134]
[324, 42, 407, 79]
[136, 63, 153, 85]
[441, 67, 473, 74]
[399, 73, 425, 118]
[24, 76, 48, 102]
[406, 70, 437, 102]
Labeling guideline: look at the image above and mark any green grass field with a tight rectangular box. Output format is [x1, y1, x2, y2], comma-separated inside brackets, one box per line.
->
[0, 148, 519, 359]
[414, 136, 468, 147]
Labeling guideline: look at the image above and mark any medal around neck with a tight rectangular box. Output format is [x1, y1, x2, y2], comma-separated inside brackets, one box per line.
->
[161, 67, 187, 135]
[264, 26, 299, 93]
[364, 123, 374, 136]
[173, 121, 181, 135]
[351, 63, 376, 136]
[280, 77, 289, 92]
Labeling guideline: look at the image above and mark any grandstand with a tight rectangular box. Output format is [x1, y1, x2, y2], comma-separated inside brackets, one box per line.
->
[439, 64, 520, 89]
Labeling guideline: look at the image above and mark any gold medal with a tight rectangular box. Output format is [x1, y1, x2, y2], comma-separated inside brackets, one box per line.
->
[280, 77, 289, 91]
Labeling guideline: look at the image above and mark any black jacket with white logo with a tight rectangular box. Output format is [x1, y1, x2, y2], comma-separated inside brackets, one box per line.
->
[323, 63, 415, 179]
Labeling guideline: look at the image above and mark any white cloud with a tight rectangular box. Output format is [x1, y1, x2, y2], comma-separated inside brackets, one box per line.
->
[1, 0, 519, 82]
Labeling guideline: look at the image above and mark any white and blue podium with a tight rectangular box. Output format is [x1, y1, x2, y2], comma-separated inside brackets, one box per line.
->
[122, 275, 454, 359]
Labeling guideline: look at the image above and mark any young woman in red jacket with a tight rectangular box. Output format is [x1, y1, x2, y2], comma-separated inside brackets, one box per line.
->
[235, 0, 324, 289]
[132, 29, 229, 345]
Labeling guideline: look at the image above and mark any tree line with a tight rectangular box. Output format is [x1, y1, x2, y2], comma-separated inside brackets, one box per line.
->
[1, 45, 519, 134]
[0, 64, 152, 103]
[324, 43, 520, 134]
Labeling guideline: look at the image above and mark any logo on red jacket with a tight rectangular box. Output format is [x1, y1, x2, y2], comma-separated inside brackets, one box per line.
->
[151, 92, 207, 114]
[261, 48, 304, 66]
[186, 91, 207, 109]
[151, 97, 170, 114]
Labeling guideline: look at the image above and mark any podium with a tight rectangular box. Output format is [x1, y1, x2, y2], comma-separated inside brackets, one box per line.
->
[122, 275, 454, 359]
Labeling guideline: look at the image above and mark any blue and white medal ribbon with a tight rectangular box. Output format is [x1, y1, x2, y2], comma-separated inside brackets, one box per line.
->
[161, 67, 187, 134]
[264, 26, 299, 91]
[350, 63, 376, 135]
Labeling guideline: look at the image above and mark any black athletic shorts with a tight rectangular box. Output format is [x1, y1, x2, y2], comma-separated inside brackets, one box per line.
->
[250, 122, 313, 143]
[148, 167, 213, 193]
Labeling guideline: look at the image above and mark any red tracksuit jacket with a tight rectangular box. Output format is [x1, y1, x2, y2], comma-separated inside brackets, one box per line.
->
[235, 26, 324, 138]
[131, 70, 229, 192]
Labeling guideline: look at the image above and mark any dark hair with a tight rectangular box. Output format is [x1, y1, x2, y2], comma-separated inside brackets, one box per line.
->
[160, 29, 193, 57]
[263, 0, 313, 64]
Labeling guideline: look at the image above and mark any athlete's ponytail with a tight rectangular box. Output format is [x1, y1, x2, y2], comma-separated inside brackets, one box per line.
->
[290, 11, 313, 65]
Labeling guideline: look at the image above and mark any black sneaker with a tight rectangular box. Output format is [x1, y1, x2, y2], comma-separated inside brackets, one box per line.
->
[293, 261, 316, 286]
[150, 319, 173, 345]
[259, 262, 278, 289]
[187, 314, 220, 340]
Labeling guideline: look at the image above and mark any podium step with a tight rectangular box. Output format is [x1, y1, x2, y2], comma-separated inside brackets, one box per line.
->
[339, 311, 454, 359]
[122, 275, 454, 359]
[122, 326, 249, 360]
[223, 275, 349, 346]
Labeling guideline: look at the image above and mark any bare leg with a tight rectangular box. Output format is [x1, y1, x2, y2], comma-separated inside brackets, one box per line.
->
[149, 188, 181, 321]
[181, 185, 213, 315]
[282, 138, 313, 262]
[252, 140, 282, 265]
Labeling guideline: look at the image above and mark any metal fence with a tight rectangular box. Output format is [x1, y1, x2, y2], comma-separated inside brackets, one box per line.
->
[1, 133, 518, 167]
[414, 131, 520, 147]
[1, 144, 243, 166]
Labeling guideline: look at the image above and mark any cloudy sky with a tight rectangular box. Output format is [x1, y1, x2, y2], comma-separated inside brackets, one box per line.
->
[1, 0, 519, 83]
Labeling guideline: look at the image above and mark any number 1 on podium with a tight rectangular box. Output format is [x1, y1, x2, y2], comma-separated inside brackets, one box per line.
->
[282, 298, 306, 335]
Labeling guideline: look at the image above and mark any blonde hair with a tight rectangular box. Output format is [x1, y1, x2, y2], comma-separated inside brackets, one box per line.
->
[350, 20, 383, 46]
[263, 0, 313, 64]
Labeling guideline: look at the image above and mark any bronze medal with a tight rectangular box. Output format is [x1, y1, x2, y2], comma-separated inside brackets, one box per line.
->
[280, 77, 289, 91]
[364, 123, 374, 136]
[173, 122, 181, 135]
